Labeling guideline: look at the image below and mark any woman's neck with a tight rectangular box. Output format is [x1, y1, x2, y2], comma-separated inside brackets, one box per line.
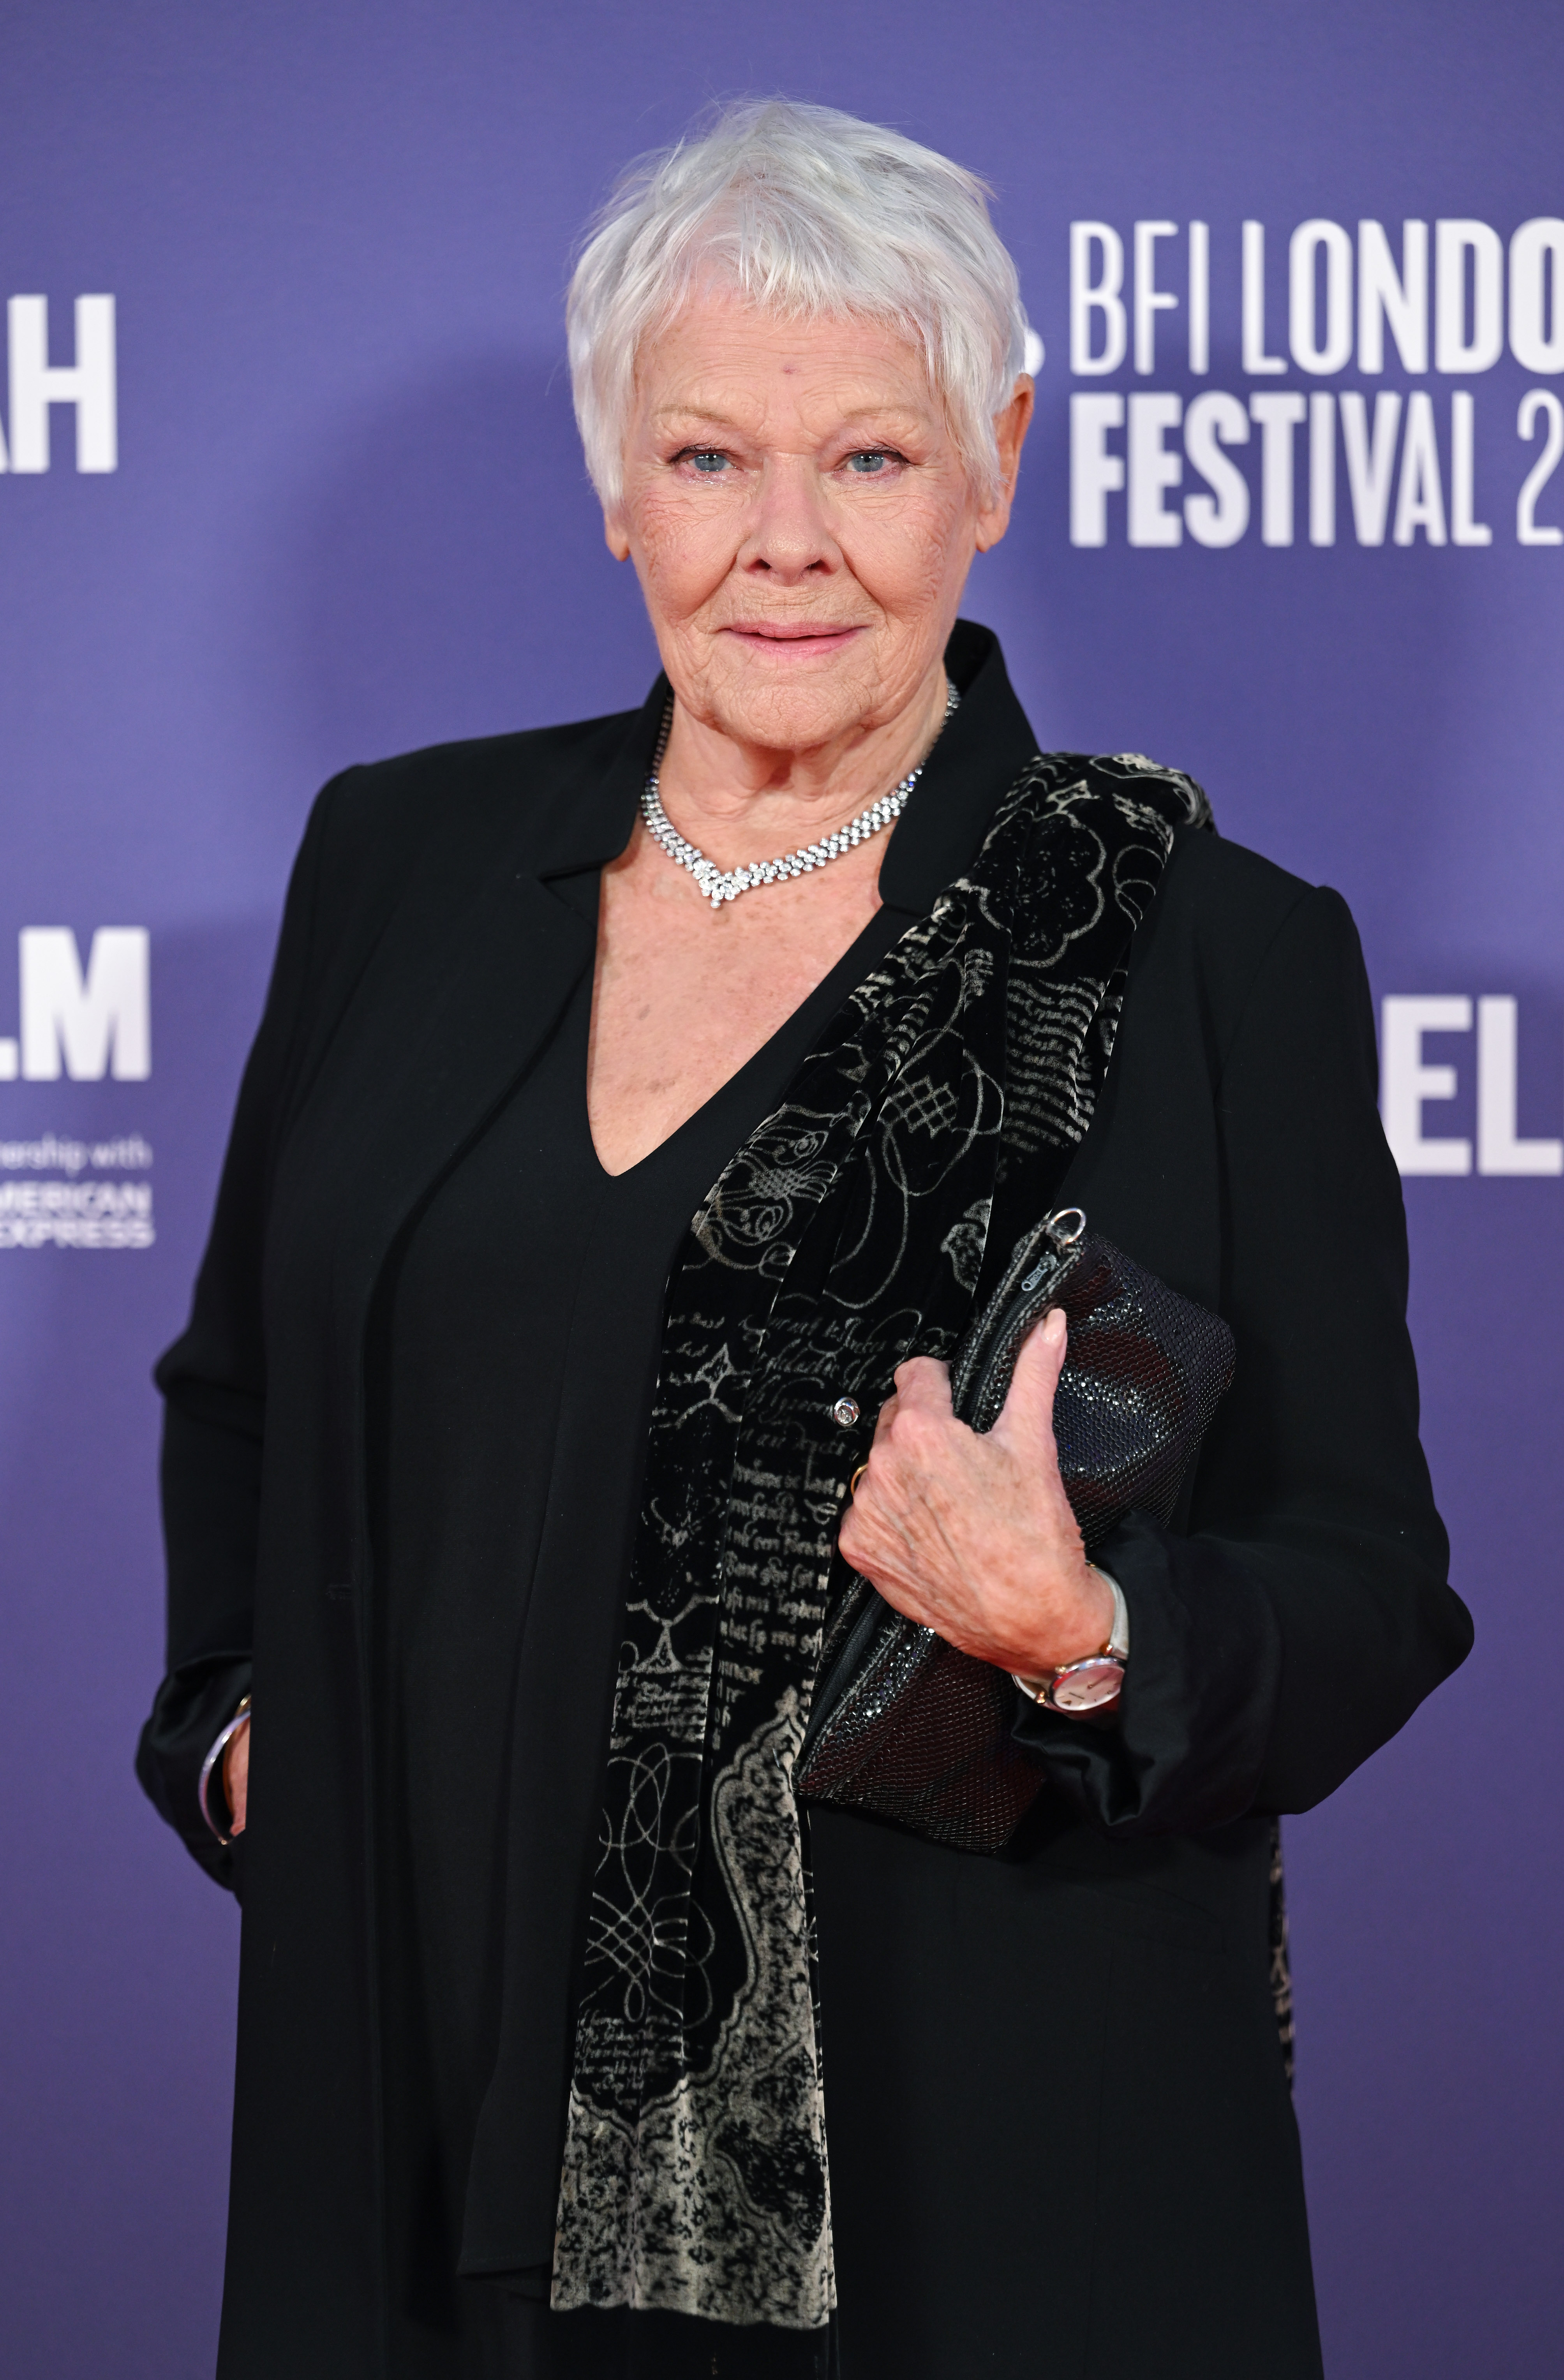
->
[652, 660, 952, 872]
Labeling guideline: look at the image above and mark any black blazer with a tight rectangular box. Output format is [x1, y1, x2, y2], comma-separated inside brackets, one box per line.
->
[139, 626, 1470, 2380]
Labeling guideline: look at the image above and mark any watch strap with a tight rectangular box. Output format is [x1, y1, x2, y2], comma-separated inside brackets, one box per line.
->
[1011, 1567, 1128, 1714]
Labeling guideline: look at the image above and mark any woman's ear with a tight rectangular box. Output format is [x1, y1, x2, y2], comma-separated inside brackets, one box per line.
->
[974, 376, 1035, 554]
[603, 509, 632, 562]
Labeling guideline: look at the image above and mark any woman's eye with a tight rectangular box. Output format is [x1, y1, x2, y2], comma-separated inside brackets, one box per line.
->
[845, 450, 899, 476]
[683, 449, 729, 475]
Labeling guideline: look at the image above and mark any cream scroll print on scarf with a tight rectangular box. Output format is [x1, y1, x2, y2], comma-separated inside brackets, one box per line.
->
[552, 754, 1213, 2328]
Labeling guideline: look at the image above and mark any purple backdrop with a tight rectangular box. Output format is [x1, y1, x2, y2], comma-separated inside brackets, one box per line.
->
[0, 4, 1557, 2373]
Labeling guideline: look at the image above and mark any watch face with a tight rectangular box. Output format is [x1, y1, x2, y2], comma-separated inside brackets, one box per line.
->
[1050, 1656, 1125, 1713]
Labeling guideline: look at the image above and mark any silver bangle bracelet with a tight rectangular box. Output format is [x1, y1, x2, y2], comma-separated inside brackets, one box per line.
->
[198, 1695, 252, 1846]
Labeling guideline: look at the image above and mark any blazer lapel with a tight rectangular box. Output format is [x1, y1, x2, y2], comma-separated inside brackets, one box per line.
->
[264, 739, 654, 1595]
[268, 682, 664, 1355]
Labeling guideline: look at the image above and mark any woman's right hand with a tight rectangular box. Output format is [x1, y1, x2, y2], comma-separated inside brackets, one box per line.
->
[223, 1714, 250, 1835]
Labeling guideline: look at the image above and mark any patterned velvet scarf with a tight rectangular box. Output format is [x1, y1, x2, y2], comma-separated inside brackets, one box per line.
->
[552, 751, 1212, 2328]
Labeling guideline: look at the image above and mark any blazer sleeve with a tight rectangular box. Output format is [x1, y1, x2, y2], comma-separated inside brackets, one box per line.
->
[135, 772, 353, 1887]
[1014, 883, 1473, 1833]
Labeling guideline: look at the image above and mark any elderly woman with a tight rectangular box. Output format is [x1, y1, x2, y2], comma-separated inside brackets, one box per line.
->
[138, 101, 1470, 2380]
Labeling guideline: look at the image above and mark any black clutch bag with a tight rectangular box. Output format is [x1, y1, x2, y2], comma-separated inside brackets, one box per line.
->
[795, 1208, 1236, 1853]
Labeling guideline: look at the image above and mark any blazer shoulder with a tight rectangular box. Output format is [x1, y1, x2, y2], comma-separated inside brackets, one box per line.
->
[1129, 821, 1361, 1056]
[256, 704, 645, 1073]
[317, 704, 643, 862]
[298, 703, 644, 950]
[1162, 822, 1315, 937]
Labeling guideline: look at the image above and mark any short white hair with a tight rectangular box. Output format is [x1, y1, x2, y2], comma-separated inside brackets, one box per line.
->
[567, 99, 1030, 510]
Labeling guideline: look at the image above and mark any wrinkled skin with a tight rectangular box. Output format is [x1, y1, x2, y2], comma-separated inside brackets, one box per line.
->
[838, 1311, 1115, 1677]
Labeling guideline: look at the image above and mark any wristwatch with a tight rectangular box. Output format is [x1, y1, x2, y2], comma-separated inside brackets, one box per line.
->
[1011, 1569, 1130, 1715]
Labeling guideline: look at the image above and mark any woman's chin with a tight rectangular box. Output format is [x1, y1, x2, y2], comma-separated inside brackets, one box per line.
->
[703, 678, 872, 755]
[695, 645, 914, 750]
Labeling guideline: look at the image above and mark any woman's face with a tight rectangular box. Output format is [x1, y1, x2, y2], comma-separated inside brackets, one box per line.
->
[607, 288, 1031, 757]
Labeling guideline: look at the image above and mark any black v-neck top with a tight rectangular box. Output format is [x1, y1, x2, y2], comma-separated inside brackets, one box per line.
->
[371, 628, 1039, 2372]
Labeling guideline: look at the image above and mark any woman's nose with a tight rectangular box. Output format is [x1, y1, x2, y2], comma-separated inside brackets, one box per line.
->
[739, 457, 838, 578]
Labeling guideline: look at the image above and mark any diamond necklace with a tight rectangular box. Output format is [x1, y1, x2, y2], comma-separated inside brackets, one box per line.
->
[640, 679, 960, 913]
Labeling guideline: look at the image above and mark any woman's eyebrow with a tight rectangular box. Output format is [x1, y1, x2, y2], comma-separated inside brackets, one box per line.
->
[651, 402, 925, 435]
[650, 404, 748, 432]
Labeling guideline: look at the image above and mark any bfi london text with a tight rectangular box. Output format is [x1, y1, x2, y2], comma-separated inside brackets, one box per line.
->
[1066, 219, 1564, 548]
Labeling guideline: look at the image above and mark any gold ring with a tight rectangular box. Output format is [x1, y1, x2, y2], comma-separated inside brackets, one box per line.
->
[849, 1463, 869, 1497]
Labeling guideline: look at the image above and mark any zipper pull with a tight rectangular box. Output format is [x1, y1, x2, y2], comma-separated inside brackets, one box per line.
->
[1019, 1206, 1087, 1292]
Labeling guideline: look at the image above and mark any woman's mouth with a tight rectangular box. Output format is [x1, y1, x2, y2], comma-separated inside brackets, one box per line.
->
[722, 622, 865, 653]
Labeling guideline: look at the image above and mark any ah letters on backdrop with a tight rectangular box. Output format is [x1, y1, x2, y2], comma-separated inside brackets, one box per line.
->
[0, 294, 117, 473]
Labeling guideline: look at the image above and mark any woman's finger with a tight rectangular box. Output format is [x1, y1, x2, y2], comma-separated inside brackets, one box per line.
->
[889, 1354, 954, 1416]
[989, 1308, 1067, 1456]
[224, 1715, 250, 1837]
